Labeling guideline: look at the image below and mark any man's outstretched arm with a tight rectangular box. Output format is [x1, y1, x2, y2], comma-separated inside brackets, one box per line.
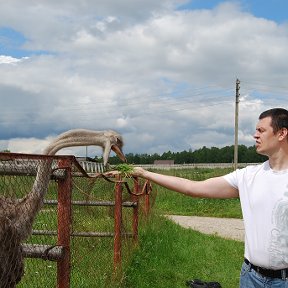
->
[132, 167, 239, 199]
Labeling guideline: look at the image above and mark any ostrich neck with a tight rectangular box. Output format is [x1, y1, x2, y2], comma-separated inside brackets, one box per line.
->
[16, 156, 54, 240]
[44, 130, 108, 156]
[33, 129, 109, 199]
[16, 130, 108, 240]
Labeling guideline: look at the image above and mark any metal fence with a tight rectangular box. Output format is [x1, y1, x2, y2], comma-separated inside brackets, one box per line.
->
[0, 153, 154, 288]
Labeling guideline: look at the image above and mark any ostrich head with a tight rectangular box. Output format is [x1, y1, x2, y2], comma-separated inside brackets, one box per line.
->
[102, 130, 126, 166]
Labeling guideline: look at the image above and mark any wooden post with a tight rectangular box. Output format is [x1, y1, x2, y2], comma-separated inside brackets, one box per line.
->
[57, 158, 72, 288]
[144, 180, 150, 217]
[132, 177, 139, 244]
[114, 177, 122, 271]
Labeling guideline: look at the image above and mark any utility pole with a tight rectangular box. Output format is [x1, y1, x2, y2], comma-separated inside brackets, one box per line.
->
[234, 78, 240, 170]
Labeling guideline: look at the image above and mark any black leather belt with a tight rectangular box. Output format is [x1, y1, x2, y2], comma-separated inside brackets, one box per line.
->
[245, 258, 288, 279]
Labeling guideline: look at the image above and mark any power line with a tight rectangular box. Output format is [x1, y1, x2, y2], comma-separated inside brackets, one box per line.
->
[0, 86, 234, 116]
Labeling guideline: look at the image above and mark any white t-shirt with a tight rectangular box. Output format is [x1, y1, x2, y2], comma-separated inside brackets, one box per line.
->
[224, 160, 288, 269]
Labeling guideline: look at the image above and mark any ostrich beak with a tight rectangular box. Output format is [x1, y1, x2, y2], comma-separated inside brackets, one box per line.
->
[111, 144, 127, 162]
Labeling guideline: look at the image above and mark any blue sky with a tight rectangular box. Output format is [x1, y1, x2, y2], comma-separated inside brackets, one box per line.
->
[179, 0, 288, 22]
[0, 26, 49, 58]
[0, 0, 288, 157]
[0, 27, 26, 57]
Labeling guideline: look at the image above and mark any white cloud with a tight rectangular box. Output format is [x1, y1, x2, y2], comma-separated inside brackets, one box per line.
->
[0, 1, 288, 156]
[4, 137, 51, 155]
[116, 117, 130, 128]
[0, 55, 27, 64]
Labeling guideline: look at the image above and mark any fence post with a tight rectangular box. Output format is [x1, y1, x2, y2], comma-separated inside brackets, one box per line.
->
[57, 158, 72, 288]
[144, 180, 150, 217]
[132, 177, 139, 244]
[114, 176, 122, 271]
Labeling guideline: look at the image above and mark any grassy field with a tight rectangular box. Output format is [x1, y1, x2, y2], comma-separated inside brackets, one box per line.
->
[151, 167, 242, 218]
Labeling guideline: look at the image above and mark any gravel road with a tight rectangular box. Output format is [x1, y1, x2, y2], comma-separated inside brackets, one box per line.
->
[166, 215, 245, 242]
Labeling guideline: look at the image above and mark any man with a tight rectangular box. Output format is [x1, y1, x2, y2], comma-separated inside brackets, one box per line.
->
[132, 108, 288, 287]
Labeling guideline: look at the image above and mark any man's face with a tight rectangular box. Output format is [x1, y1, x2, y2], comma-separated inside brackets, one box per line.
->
[254, 116, 279, 156]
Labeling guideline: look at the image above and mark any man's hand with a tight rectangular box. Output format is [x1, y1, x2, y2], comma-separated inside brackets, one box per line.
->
[131, 167, 146, 177]
[103, 166, 147, 178]
[103, 170, 121, 177]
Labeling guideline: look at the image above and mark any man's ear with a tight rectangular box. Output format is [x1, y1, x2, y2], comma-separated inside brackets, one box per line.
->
[279, 127, 288, 141]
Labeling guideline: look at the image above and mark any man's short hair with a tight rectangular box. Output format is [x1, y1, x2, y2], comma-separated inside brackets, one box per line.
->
[259, 108, 288, 133]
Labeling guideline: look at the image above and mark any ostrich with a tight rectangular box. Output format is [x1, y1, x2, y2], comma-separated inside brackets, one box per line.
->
[0, 129, 126, 287]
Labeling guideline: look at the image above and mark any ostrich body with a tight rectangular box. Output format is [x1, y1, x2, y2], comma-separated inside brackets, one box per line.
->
[0, 129, 126, 287]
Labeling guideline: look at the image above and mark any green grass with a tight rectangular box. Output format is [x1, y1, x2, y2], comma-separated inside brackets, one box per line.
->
[152, 168, 242, 218]
[122, 213, 244, 288]
[155, 190, 242, 218]
[120, 168, 244, 288]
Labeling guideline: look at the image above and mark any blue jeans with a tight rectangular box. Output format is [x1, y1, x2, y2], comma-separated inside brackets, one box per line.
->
[240, 261, 288, 287]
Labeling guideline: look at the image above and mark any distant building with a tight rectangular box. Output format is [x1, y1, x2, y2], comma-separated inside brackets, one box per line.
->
[154, 160, 174, 165]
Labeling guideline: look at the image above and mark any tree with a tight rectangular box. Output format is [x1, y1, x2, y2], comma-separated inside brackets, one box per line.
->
[97, 144, 266, 164]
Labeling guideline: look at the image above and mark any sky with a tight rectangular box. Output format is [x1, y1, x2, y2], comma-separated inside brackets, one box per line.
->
[1, 0, 288, 158]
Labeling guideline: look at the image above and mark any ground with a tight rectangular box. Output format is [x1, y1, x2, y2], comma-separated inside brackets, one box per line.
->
[166, 215, 245, 242]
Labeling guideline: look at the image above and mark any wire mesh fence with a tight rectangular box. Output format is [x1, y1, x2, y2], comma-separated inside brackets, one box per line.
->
[0, 152, 154, 287]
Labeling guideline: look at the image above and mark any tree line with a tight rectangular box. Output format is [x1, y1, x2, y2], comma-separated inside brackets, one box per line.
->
[107, 144, 267, 164]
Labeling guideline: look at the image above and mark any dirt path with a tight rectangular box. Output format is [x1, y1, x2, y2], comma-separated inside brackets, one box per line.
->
[166, 215, 245, 242]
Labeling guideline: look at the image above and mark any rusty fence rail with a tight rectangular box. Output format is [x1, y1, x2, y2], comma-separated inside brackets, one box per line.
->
[0, 153, 154, 288]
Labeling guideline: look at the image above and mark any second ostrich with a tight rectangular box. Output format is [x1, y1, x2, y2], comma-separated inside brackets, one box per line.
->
[0, 129, 126, 287]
